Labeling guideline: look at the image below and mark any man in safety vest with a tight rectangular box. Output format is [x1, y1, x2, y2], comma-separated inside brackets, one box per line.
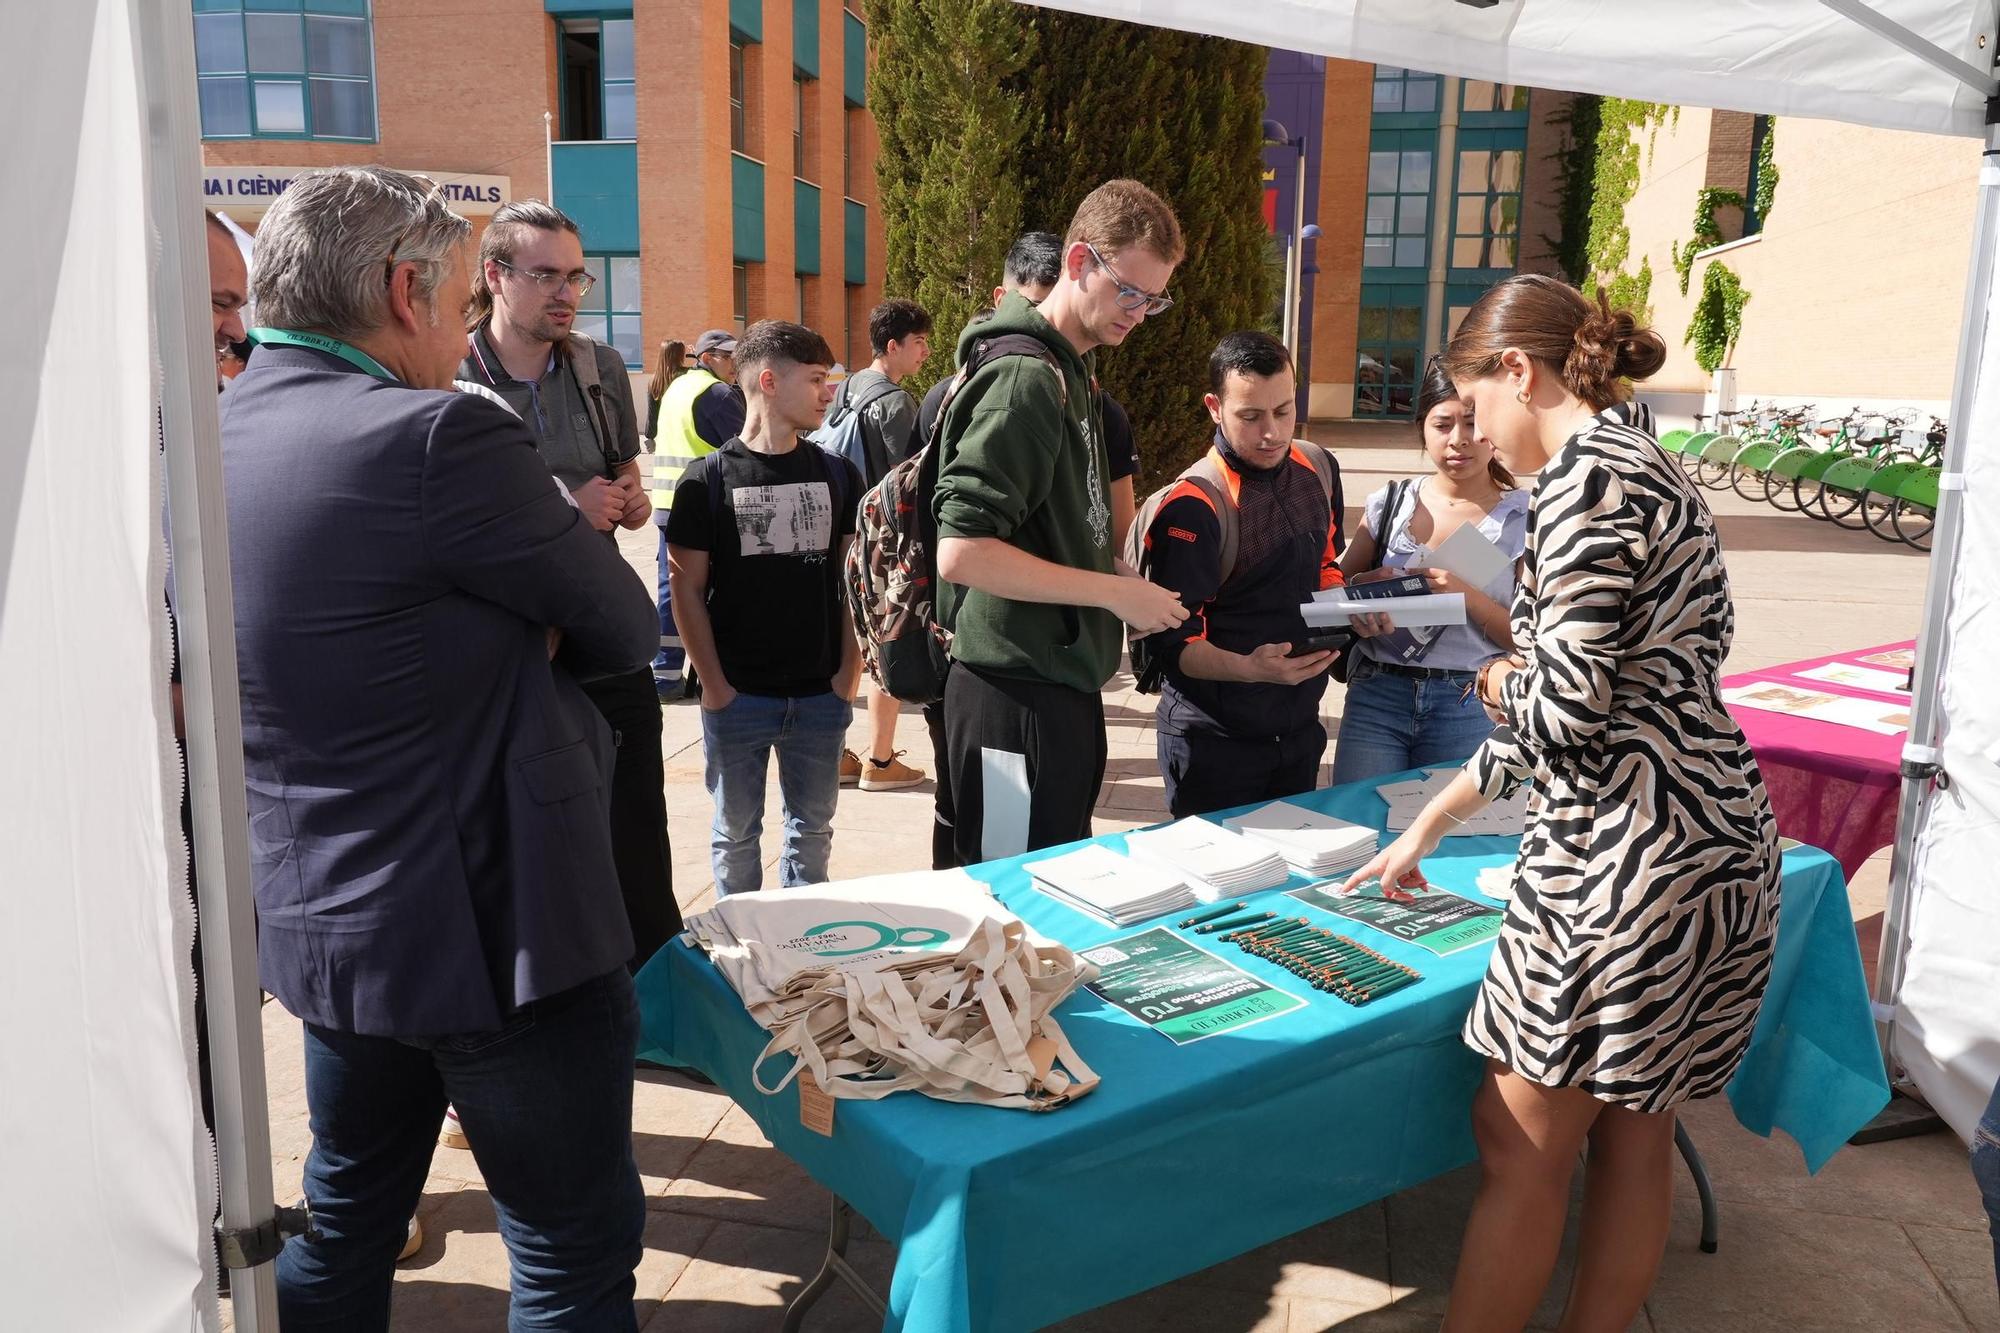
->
[651, 328, 745, 698]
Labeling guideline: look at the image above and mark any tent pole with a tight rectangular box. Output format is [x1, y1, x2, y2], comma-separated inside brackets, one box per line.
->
[136, 0, 282, 1326]
[1872, 117, 2000, 1084]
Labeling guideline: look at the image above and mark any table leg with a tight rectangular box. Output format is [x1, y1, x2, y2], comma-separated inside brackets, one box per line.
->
[1674, 1121, 1720, 1255]
[781, 1194, 890, 1332]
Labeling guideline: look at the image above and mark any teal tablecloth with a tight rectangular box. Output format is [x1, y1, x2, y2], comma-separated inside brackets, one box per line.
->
[636, 771, 1889, 1332]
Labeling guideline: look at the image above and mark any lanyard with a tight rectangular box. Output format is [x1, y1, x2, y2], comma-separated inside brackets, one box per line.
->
[250, 327, 400, 383]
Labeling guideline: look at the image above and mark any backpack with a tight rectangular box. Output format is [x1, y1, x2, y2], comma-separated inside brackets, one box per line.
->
[1122, 440, 1338, 694]
[810, 375, 905, 485]
[844, 333, 1066, 704]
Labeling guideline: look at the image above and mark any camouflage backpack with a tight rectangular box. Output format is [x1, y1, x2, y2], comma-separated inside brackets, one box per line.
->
[843, 334, 1064, 703]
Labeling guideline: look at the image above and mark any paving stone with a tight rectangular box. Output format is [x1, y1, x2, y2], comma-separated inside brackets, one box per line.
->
[1046, 1281, 1291, 1332]
[1184, 1202, 1394, 1307]
[646, 1218, 894, 1332]
[656, 1102, 831, 1233]
[1646, 1196, 1966, 1331]
[1904, 1220, 2000, 1332]
[630, 1071, 733, 1195]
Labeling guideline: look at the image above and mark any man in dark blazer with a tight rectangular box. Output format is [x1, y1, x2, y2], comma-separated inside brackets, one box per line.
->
[221, 166, 656, 1331]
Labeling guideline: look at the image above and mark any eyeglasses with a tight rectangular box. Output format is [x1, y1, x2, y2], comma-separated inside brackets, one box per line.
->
[495, 259, 598, 298]
[1085, 244, 1175, 316]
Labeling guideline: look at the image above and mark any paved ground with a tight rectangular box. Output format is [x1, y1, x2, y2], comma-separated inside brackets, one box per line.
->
[233, 425, 1998, 1331]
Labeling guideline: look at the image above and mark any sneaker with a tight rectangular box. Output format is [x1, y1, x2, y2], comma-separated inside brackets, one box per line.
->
[397, 1216, 424, 1262]
[839, 748, 863, 786]
[654, 674, 681, 704]
[859, 751, 926, 792]
[438, 1107, 469, 1151]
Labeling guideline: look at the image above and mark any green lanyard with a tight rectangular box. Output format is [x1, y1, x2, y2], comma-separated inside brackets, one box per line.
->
[249, 327, 400, 383]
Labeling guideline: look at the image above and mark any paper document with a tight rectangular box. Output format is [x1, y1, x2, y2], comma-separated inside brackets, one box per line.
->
[1723, 683, 1909, 736]
[1303, 592, 1467, 628]
[1375, 767, 1527, 837]
[1857, 647, 1915, 672]
[1793, 661, 1912, 695]
[1080, 929, 1304, 1045]
[1427, 522, 1513, 590]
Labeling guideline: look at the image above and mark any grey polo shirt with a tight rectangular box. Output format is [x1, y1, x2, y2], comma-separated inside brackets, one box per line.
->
[462, 326, 641, 494]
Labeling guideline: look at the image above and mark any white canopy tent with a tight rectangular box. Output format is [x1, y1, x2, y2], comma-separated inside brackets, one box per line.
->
[10, 2, 1997, 1329]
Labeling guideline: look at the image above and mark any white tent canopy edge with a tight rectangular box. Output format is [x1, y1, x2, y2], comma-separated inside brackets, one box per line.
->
[1016, 0, 1996, 136]
[1007, 0, 2000, 1140]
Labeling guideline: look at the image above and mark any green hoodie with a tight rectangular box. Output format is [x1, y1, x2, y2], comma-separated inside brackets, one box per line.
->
[932, 292, 1118, 693]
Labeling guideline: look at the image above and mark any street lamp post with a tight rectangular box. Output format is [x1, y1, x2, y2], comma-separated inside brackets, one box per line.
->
[1262, 119, 1317, 363]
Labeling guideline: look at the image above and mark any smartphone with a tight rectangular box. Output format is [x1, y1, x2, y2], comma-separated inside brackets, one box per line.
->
[1288, 629, 1354, 659]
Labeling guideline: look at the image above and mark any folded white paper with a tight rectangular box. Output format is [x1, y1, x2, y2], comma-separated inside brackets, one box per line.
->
[1428, 521, 1514, 590]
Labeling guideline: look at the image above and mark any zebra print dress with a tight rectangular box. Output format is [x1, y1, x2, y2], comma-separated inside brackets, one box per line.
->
[1463, 406, 1780, 1111]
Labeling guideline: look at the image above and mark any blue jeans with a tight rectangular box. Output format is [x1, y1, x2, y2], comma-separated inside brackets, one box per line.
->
[277, 970, 645, 1332]
[1972, 1074, 2000, 1291]
[1329, 657, 1496, 786]
[700, 689, 852, 894]
[651, 528, 683, 687]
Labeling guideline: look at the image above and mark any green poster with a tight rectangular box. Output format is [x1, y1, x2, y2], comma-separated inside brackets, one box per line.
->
[1079, 928, 1305, 1046]
[1289, 883, 1502, 956]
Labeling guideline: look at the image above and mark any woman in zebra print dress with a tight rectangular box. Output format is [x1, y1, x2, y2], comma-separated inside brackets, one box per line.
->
[1342, 275, 1780, 1332]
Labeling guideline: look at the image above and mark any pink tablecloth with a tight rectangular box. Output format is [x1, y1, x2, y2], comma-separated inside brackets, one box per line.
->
[1723, 640, 1912, 878]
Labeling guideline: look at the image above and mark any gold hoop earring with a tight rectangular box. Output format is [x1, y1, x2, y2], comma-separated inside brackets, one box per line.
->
[1516, 389, 1530, 404]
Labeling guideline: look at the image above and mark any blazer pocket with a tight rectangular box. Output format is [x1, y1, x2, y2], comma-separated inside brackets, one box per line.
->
[518, 740, 602, 804]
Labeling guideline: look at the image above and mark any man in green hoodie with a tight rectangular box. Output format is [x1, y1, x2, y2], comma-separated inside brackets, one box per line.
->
[932, 179, 1189, 864]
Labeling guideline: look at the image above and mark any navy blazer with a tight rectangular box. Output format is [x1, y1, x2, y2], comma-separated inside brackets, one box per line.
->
[221, 344, 657, 1037]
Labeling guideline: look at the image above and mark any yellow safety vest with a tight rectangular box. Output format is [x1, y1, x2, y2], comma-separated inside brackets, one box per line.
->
[645, 367, 725, 510]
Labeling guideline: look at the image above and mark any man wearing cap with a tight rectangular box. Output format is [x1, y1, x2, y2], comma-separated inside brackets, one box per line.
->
[650, 329, 745, 699]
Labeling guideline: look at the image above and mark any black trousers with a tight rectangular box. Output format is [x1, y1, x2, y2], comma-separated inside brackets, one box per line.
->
[580, 668, 680, 970]
[924, 695, 956, 870]
[1157, 721, 1327, 820]
[943, 665, 1106, 866]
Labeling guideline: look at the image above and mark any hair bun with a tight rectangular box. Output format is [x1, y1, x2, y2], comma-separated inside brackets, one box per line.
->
[1566, 292, 1667, 401]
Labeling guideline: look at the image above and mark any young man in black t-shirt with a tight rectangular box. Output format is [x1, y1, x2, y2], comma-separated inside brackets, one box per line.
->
[666, 321, 863, 894]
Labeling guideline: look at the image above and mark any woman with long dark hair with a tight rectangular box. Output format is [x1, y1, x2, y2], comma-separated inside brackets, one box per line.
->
[1330, 357, 1525, 783]
[1342, 274, 1780, 1332]
[644, 338, 688, 443]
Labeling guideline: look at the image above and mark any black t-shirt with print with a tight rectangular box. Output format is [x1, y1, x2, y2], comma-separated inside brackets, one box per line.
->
[665, 438, 861, 697]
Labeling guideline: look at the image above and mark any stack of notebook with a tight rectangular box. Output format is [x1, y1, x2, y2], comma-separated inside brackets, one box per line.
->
[1123, 818, 1292, 901]
[1223, 801, 1381, 877]
[1025, 844, 1195, 926]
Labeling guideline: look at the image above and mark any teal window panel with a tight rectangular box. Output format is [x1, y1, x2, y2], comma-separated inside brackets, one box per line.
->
[843, 11, 866, 106]
[1356, 282, 1426, 419]
[733, 153, 767, 262]
[793, 0, 819, 77]
[551, 142, 641, 252]
[545, 0, 626, 11]
[845, 198, 866, 285]
[577, 252, 644, 368]
[731, 0, 761, 42]
[192, 1, 377, 140]
[795, 180, 822, 274]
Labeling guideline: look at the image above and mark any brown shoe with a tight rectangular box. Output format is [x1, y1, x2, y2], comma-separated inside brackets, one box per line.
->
[859, 751, 926, 792]
[839, 748, 863, 786]
[397, 1216, 424, 1262]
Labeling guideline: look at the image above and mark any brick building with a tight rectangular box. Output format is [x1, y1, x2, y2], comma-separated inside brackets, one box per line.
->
[195, 0, 886, 382]
[1273, 56, 1978, 425]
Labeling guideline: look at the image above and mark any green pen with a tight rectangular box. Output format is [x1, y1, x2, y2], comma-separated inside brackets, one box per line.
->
[1198, 910, 1274, 935]
[1179, 900, 1252, 929]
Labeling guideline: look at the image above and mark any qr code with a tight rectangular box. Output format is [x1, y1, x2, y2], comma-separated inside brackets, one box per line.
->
[1081, 946, 1129, 965]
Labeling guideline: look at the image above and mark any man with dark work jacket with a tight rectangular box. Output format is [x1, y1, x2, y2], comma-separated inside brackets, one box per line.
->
[222, 166, 654, 1331]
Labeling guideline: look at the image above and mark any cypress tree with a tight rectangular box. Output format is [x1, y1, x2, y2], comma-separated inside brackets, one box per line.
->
[1013, 14, 1273, 481]
[864, 0, 1036, 402]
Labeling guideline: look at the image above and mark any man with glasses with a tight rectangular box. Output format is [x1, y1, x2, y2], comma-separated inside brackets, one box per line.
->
[460, 199, 680, 973]
[931, 179, 1189, 864]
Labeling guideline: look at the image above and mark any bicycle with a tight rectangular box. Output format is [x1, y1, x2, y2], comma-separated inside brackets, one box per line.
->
[1725, 403, 1809, 500]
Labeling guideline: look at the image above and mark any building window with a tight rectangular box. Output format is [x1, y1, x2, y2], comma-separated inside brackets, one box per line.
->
[1450, 136, 1525, 271]
[1370, 66, 1440, 116]
[1460, 80, 1528, 114]
[842, 109, 854, 197]
[797, 275, 809, 324]
[730, 40, 748, 153]
[558, 17, 636, 141]
[193, 0, 376, 141]
[577, 254, 643, 367]
[733, 263, 750, 331]
[794, 73, 814, 179]
[1356, 288, 1424, 419]
[1364, 134, 1434, 271]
